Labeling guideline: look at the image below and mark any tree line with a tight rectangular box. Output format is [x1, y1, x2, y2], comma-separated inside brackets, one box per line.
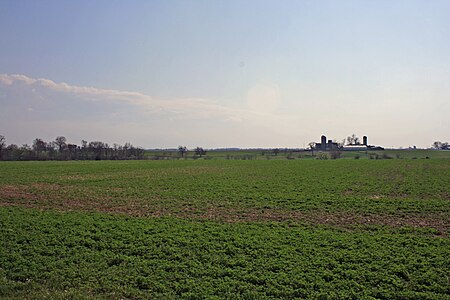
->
[0, 135, 144, 161]
[432, 141, 449, 150]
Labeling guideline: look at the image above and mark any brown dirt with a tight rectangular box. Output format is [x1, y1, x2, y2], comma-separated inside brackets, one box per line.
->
[0, 185, 43, 201]
[175, 206, 449, 235]
[1, 184, 448, 235]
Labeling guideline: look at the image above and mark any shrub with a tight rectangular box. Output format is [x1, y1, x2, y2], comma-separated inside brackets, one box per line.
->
[316, 152, 329, 160]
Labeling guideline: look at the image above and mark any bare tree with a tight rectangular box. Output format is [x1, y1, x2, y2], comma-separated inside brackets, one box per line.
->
[89, 141, 106, 160]
[346, 134, 360, 145]
[308, 142, 316, 157]
[67, 144, 78, 159]
[0, 135, 145, 161]
[55, 136, 67, 153]
[0, 135, 5, 160]
[433, 141, 449, 150]
[194, 147, 206, 157]
[32, 138, 47, 158]
[178, 146, 188, 158]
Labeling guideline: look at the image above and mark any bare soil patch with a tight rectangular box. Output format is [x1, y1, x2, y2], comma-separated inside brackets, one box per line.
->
[0, 185, 43, 202]
[1, 184, 448, 235]
[176, 206, 449, 235]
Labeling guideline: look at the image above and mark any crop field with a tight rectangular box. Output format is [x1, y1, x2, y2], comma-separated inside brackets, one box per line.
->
[0, 158, 449, 299]
[144, 149, 450, 161]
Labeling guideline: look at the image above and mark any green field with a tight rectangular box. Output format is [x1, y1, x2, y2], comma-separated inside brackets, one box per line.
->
[144, 149, 450, 160]
[1, 157, 449, 298]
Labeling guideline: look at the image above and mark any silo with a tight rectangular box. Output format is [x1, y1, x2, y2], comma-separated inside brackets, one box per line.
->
[321, 135, 326, 150]
[363, 136, 368, 145]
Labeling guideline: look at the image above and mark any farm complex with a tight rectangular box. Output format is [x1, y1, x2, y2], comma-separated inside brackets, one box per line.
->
[313, 134, 384, 151]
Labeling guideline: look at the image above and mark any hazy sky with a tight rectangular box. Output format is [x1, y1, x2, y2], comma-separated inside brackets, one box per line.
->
[1, 0, 449, 148]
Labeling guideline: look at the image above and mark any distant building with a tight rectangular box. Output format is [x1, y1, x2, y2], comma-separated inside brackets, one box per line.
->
[314, 135, 339, 151]
[313, 134, 383, 151]
[342, 145, 367, 151]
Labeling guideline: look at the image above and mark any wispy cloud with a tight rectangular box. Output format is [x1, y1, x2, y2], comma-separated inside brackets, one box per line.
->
[1, 73, 447, 148]
[0, 73, 283, 123]
[0, 74, 300, 147]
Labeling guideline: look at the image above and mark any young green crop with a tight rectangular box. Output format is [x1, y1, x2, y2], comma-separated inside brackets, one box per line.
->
[0, 159, 449, 298]
[0, 159, 448, 231]
[1, 207, 449, 299]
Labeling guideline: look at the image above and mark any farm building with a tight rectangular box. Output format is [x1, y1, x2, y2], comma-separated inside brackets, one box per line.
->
[342, 145, 367, 151]
[314, 135, 339, 151]
[314, 135, 384, 151]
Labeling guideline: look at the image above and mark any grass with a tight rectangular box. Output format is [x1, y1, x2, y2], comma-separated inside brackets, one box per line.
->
[0, 158, 449, 298]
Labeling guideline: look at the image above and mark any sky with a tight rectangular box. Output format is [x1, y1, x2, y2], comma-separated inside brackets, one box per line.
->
[0, 0, 449, 149]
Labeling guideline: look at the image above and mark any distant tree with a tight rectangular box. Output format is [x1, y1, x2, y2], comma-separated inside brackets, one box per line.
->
[47, 142, 58, 159]
[21, 144, 33, 160]
[194, 147, 206, 157]
[112, 143, 120, 160]
[0, 136, 145, 161]
[178, 146, 187, 158]
[432, 141, 442, 149]
[308, 142, 316, 156]
[32, 138, 47, 159]
[0, 135, 5, 160]
[346, 134, 360, 145]
[81, 140, 88, 159]
[89, 141, 106, 160]
[273, 148, 279, 156]
[133, 147, 145, 160]
[5, 144, 18, 160]
[433, 141, 449, 150]
[67, 144, 78, 159]
[54, 136, 67, 153]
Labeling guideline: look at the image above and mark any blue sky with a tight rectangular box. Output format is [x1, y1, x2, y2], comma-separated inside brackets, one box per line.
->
[1, 0, 449, 148]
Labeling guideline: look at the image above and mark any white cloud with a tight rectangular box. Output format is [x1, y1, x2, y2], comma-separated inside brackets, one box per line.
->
[3, 73, 446, 148]
[0, 73, 281, 122]
[0, 73, 298, 147]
